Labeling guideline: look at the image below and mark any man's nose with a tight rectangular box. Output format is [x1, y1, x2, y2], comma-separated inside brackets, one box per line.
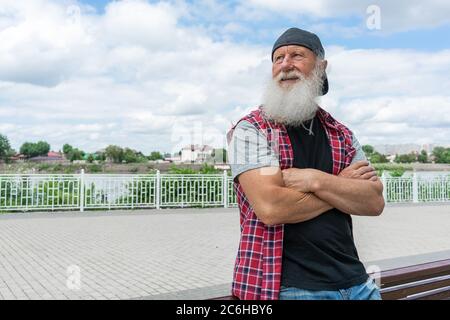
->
[280, 56, 294, 72]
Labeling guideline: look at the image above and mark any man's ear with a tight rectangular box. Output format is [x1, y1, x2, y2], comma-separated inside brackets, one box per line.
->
[322, 59, 328, 71]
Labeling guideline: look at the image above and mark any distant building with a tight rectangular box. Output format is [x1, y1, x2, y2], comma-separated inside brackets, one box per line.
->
[386, 154, 396, 163]
[214, 164, 230, 171]
[10, 154, 27, 162]
[48, 151, 63, 158]
[372, 143, 449, 157]
[180, 144, 214, 163]
[28, 151, 66, 163]
[164, 156, 181, 163]
[374, 144, 422, 156]
[154, 159, 170, 164]
[421, 144, 436, 155]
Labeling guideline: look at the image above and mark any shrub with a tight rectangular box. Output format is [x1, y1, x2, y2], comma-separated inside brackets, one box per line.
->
[198, 164, 220, 174]
[88, 164, 102, 173]
[128, 167, 139, 173]
[389, 169, 405, 177]
[168, 165, 196, 174]
[37, 163, 51, 172]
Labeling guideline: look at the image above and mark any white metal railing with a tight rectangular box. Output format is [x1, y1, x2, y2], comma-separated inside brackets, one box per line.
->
[83, 174, 157, 210]
[383, 173, 450, 203]
[159, 174, 224, 208]
[0, 171, 448, 212]
[0, 174, 81, 211]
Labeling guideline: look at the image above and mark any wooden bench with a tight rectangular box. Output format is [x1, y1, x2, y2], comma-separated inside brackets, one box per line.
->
[376, 259, 450, 300]
[211, 259, 450, 300]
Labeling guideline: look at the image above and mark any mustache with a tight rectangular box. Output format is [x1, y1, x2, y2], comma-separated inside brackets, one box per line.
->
[275, 70, 305, 82]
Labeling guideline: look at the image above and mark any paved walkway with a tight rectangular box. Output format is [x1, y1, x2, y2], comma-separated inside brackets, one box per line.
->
[0, 204, 449, 300]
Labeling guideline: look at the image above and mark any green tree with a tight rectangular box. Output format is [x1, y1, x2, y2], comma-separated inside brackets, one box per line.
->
[95, 151, 106, 162]
[370, 152, 388, 163]
[87, 154, 95, 163]
[123, 148, 139, 163]
[62, 143, 73, 155]
[148, 151, 163, 161]
[417, 150, 428, 163]
[394, 153, 417, 163]
[20, 141, 50, 158]
[362, 145, 374, 157]
[432, 147, 450, 164]
[105, 145, 124, 163]
[36, 141, 50, 155]
[0, 133, 12, 160]
[68, 148, 85, 162]
[20, 142, 35, 157]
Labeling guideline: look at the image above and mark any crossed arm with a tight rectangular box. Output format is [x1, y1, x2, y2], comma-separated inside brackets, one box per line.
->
[238, 161, 385, 226]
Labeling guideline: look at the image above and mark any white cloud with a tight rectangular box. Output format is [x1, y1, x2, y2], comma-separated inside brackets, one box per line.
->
[100, 0, 182, 49]
[320, 47, 450, 146]
[331, 96, 450, 146]
[0, 0, 270, 153]
[325, 48, 450, 98]
[0, 0, 96, 86]
[0, 0, 449, 155]
[242, 0, 450, 33]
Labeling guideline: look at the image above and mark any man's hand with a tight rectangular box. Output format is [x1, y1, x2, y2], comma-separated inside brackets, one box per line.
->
[282, 161, 379, 193]
[339, 161, 378, 181]
[282, 168, 324, 193]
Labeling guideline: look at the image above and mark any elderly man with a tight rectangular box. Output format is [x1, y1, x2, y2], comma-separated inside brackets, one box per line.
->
[227, 27, 385, 300]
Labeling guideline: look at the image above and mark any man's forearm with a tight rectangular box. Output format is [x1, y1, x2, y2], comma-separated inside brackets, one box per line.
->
[312, 173, 384, 216]
[238, 167, 333, 226]
[262, 187, 332, 225]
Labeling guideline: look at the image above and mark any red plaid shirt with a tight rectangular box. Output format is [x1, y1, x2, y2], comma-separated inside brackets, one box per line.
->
[227, 106, 356, 300]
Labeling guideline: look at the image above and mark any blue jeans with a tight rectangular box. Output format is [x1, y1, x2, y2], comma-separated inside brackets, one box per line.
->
[279, 277, 382, 300]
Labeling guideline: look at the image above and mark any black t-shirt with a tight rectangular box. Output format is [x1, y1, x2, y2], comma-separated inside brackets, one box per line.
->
[281, 116, 368, 291]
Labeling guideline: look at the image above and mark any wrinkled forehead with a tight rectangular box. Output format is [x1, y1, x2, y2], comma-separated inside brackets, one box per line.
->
[272, 45, 316, 57]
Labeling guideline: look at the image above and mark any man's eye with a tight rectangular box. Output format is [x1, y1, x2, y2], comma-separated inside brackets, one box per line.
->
[275, 56, 284, 62]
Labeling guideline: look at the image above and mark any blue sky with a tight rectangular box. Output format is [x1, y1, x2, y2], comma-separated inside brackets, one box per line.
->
[1, 0, 449, 154]
[80, 0, 110, 12]
[79, 0, 450, 51]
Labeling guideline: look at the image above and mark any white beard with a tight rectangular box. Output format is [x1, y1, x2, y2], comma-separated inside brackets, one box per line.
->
[261, 63, 324, 126]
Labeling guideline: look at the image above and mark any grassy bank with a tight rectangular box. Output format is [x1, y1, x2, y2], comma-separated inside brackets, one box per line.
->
[0, 162, 225, 174]
[1, 162, 448, 177]
[372, 163, 413, 177]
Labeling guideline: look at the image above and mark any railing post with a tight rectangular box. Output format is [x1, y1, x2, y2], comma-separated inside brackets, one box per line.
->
[441, 176, 446, 202]
[381, 171, 387, 203]
[80, 169, 85, 212]
[412, 172, 419, 203]
[131, 176, 134, 210]
[156, 170, 160, 210]
[223, 170, 228, 208]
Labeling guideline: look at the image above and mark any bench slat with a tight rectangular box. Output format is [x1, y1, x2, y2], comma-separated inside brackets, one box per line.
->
[209, 259, 450, 300]
[400, 286, 450, 300]
[380, 276, 450, 300]
[377, 259, 450, 288]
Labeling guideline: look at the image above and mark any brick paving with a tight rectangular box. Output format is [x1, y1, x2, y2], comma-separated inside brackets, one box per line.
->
[0, 204, 449, 300]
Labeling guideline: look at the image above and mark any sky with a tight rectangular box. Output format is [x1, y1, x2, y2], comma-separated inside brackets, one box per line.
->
[0, 0, 449, 155]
